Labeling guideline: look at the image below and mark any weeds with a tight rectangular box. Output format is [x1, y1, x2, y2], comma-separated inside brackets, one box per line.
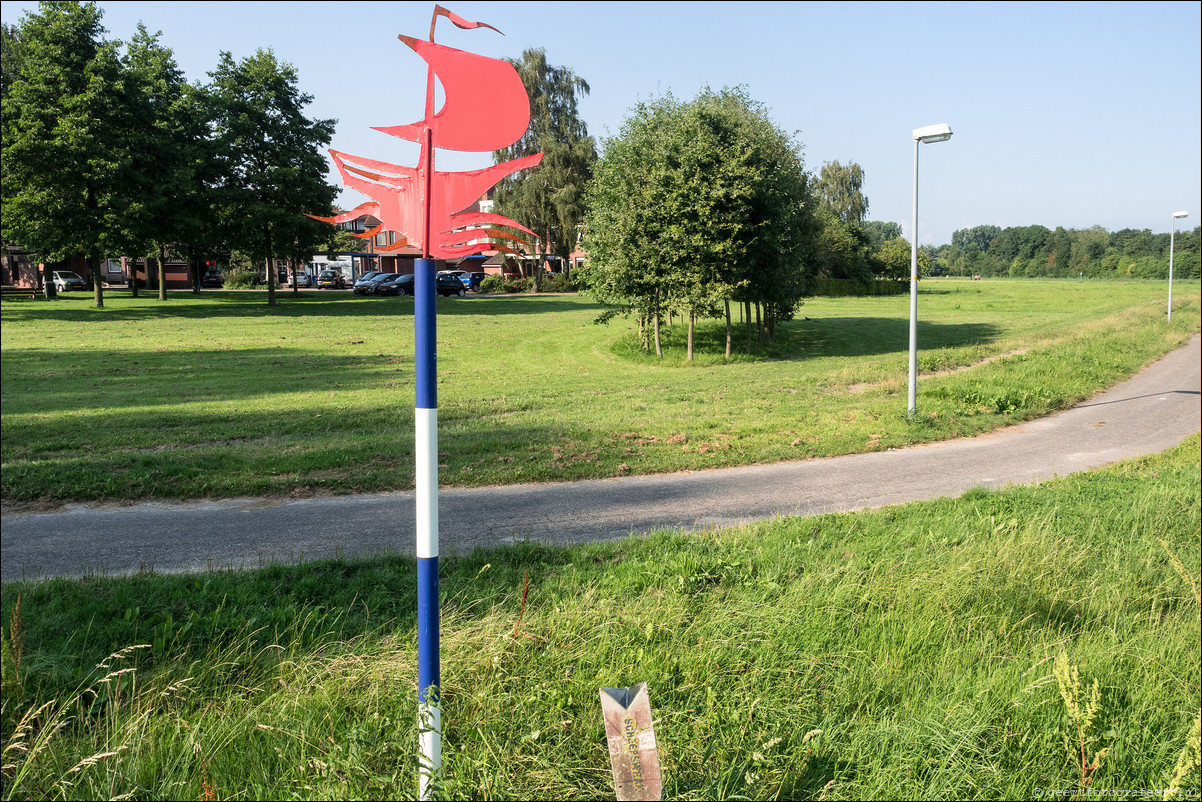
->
[1053, 651, 1110, 788]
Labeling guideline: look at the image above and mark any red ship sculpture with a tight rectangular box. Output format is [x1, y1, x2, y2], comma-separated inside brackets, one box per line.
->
[311, 5, 542, 259]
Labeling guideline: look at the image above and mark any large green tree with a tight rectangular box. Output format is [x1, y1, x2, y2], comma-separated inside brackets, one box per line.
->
[492, 48, 596, 291]
[814, 160, 868, 226]
[582, 87, 816, 359]
[2, 1, 131, 306]
[207, 49, 336, 307]
[120, 23, 208, 299]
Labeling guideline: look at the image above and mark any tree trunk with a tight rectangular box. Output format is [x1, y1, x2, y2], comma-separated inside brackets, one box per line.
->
[90, 254, 104, 308]
[725, 300, 732, 359]
[653, 292, 662, 357]
[745, 300, 752, 354]
[265, 224, 276, 307]
[533, 234, 547, 293]
[687, 311, 695, 361]
[756, 303, 763, 346]
[42, 263, 57, 300]
[158, 244, 168, 301]
[128, 258, 139, 298]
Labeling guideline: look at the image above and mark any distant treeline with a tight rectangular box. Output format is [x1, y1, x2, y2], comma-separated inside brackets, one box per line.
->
[929, 224, 1201, 280]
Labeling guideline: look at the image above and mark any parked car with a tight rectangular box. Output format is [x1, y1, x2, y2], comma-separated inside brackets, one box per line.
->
[462, 272, 485, 292]
[316, 269, 347, 289]
[436, 273, 467, 297]
[353, 272, 393, 295]
[200, 270, 224, 288]
[352, 271, 385, 292]
[376, 273, 415, 296]
[287, 272, 312, 288]
[52, 271, 86, 292]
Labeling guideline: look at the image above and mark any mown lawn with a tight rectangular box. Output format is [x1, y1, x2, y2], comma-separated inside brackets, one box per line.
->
[2, 436, 1198, 799]
[1, 278, 1198, 506]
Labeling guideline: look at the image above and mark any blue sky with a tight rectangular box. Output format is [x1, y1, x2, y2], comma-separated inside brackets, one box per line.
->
[3, 0, 1200, 244]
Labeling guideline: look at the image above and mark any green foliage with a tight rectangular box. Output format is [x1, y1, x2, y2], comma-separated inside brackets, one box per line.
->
[939, 222, 1201, 279]
[813, 207, 872, 282]
[492, 48, 596, 276]
[811, 277, 909, 297]
[206, 49, 337, 306]
[1, 1, 129, 305]
[477, 273, 507, 294]
[220, 267, 261, 289]
[815, 159, 868, 225]
[861, 220, 903, 251]
[582, 86, 817, 357]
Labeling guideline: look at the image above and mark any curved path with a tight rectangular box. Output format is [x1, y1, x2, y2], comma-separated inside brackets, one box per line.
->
[3, 335, 1199, 582]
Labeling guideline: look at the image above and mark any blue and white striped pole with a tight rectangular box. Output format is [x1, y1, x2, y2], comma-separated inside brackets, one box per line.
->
[414, 256, 440, 798]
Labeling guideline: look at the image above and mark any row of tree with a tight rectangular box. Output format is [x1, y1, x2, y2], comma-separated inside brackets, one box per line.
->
[1, 1, 340, 306]
[932, 223, 1201, 280]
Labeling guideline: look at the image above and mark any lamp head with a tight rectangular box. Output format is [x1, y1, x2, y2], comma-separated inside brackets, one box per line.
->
[1171, 211, 1188, 219]
[913, 123, 953, 143]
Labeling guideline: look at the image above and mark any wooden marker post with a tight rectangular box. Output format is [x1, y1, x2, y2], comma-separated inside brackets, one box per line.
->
[600, 683, 663, 801]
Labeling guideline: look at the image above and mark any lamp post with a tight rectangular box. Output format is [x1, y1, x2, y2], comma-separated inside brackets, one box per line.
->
[1168, 211, 1188, 322]
[908, 123, 953, 417]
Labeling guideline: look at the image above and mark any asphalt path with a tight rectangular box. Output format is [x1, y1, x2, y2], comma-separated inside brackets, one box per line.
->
[3, 335, 1199, 582]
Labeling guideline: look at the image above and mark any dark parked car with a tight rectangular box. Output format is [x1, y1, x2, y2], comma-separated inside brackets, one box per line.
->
[316, 270, 347, 289]
[352, 272, 391, 295]
[376, 273, 415, 296]
[200, 270, 224, 288]
[436, 273, 467, 297]
[352, 271, 385, 292]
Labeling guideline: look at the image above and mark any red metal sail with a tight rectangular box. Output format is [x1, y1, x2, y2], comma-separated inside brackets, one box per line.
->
[372, 36, 532, 154]
[311, 5, 542, 260]
[327, 148, 542, 257]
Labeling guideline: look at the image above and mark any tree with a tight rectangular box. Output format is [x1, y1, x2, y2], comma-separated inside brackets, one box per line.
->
[1, 21, 24, 283]
[581, 87, 816, 359]
[813, 207, 871, 282]
[2, 1, 130, 306]
[120, 23, 206, 299]
[207, 49, 337, 306]
[492, 48, 596, 290]
[814, 160, 868, 225]
[861, 220, 902, 252]
[872, 236, 929, 281]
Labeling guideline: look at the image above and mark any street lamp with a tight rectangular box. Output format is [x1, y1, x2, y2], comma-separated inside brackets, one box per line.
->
[1168, 211, 1188, 322]
[908, 123, 953, 416]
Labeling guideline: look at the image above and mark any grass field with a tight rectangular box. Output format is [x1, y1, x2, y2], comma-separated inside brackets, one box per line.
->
[2, 435, 1198, 800]
[1, 279, 1199, 508]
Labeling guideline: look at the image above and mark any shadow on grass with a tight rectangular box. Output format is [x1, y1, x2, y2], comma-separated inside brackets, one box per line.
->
[0, 290, 601, 324]
[0, 344, 421, 415]
[615, 317, 1001, 364]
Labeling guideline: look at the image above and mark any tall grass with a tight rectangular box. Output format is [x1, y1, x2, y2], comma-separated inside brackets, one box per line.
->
[3, 435, 1198, 799]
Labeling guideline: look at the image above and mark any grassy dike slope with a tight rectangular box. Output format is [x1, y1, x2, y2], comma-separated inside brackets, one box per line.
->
[1, 279, 1199, 507]
[2, 436, 1199, 800]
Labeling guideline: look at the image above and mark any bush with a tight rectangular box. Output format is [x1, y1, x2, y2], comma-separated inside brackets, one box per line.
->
[812, 277, 908, 297]
[222, 268, 261, 289]
[538, 272, 575, 293]
[478, 274, 507, 294]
